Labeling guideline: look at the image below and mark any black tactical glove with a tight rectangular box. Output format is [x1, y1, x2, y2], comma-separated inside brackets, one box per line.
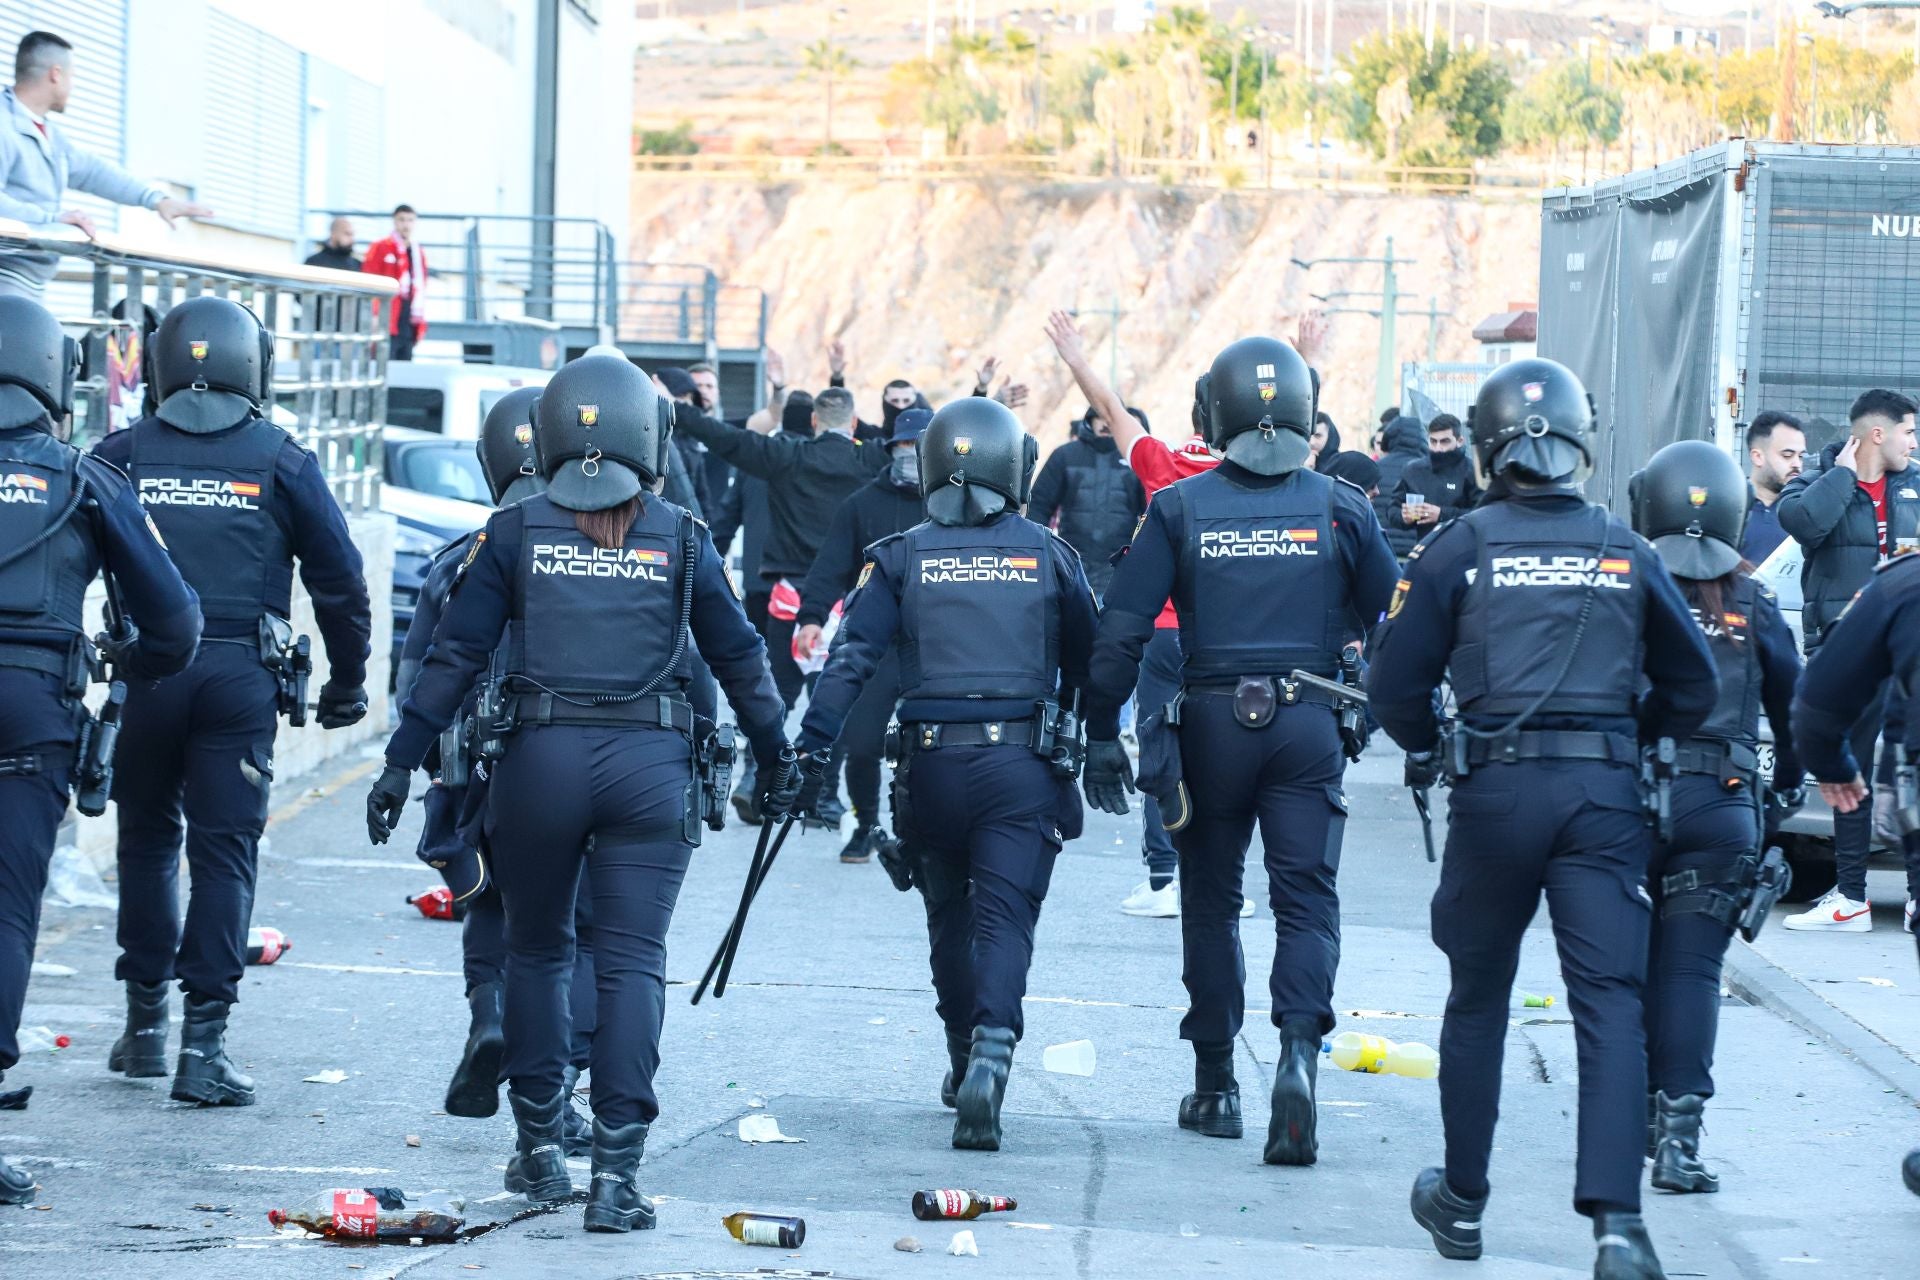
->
[758, 744, 803, 822]
[874, 831, 916, 892]
[1404, 749, 1443, 792]
[316, 681, 370, 730]
[95, 621, 142, 674]
[1083, 738, 1136, 816]
[788, 748, 833, 820]
[365, 764, 413, 845]
[1764, 784, 1806, 833]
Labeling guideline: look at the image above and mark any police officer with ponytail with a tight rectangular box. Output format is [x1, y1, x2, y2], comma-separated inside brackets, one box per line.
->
[0, 296, 200, 1203]
[1628, 440, 1804, 1197]
[794, 397, 1098, 1153]
[1368, 359, 1716, 1277]
[94, 296, 371, 1108]
[367, 353, 796, 1233]
[1080, 336, 1397, 1166]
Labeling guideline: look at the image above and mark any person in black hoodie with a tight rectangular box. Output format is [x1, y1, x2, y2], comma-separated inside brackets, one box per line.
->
[1372, 414, 1431, 558]
[1309, 411, 1342, 473]
[1390, 413, 1480, 554]
[1027, 404, 1148, 598]
[795, 408, 932, 865]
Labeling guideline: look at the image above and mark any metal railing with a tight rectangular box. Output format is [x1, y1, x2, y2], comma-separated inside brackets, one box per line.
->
[616, 261, 769, 354]
[21, 222, 394, 515]
[314, 210, 618, 338]
[1401, 360, 1501, 423]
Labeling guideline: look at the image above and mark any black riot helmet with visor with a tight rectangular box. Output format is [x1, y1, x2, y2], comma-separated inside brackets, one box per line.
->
[533, 354, 675, 512]
[1631, 439, 1748, 580]
[149, 296, 274, 433]
[477, 385, 547, 507]
[918, 397, 1038, 527]
[1468, 358, 1595, 488]
[0, 295, 79, 431]
[1203, 336, 1315, 475]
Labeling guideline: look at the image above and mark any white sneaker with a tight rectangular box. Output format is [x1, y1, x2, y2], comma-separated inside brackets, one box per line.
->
[1783, 888, 1873, 933]
[1240, 896, 1256, 918]
[1905, 897, 1916, 935]
[1119, 879, 1179, 917]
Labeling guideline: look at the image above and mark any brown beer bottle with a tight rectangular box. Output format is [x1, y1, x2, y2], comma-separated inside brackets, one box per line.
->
[721, 1210, 806, 1247]
[911, 1189, 1018, 1221]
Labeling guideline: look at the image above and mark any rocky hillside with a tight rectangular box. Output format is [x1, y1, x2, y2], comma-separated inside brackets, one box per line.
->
[631, 177, 1541, 444]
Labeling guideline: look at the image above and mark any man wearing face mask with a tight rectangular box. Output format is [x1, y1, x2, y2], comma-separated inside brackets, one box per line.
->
[795, 408, 932, 864]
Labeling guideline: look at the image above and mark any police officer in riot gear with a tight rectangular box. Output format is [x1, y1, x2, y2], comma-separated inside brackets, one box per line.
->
[794, 397, 1098, 1152]
[94, 296, 372, 1108]
[1368, 358, 1716, 1277]
[1080, 335, 1398, 1165]
[1630, 441, 1804, 1195]
[367, 353, 797, 1233]
[0, 296, 201, 1202]
[1790, 508, 1920, 1202]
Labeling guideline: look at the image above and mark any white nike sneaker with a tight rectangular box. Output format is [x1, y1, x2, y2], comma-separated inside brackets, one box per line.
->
[1119, 879, 1180, 918]
[1783, 888, 1873, 933]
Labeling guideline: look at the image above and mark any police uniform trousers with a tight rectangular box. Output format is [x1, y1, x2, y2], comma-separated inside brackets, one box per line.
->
[484, 723, 694, 1127]
[905, 742, 1065, 1039]
[112, 641, 279, 1005]
[841, 648, 901, 827]
[1643, 775, 1752, 1101]
[0, 671, 78, 1070]
[1433, 759, 1651, 1214]
[1173, 695, 1347, 1043]
[1135, 628, 1182, 881]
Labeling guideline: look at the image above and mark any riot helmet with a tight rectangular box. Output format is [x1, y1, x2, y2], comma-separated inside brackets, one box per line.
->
[1632, 439, 1748, 580]
[0, 295, 78, 431]
[150, 296, 273, 433]
[1468, 358, 1594, 487]
[1203, 336, 1315, 475]
[534, 353, 674, 512]
[918, 397, 1037, 527]
[477, 385, 546, 506]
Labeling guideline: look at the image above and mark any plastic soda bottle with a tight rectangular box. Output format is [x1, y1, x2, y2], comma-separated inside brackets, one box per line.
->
[268, 1190, 461, 1239]
[246, 927, 289, 965]
[1328, 1031, 1439, 1079]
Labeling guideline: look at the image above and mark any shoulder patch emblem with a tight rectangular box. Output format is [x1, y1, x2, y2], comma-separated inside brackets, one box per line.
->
[461, 530, 487, 570]
[1387, 578, 1412, 620]
[856, 561, 874, 590]
[144, 511, 167, 549]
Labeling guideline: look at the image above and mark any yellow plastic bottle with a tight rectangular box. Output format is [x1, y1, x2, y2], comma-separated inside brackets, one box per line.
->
[1329, 1031, 1439, 1079]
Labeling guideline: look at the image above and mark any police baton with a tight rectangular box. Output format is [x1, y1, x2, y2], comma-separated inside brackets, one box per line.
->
[1289, 669, 1437, 862]
[692, 812, 798, 1004]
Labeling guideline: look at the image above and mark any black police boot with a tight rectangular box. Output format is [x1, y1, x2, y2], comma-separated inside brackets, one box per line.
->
[170, 995, 255, 1106]
[1592, 1209, 1665, 1279]
[1409, 1166, 1486, 1261]
[583, 1118, 655, 1233]
[561, 1065, 592, 1158]
[732, 755, 761, 825]
[807, 792, 848, 832]
[1178, 1040, 1243, 1139]
[444, 982, 505, 1118]
[1649, 1092, 1718, 1194]
[503, 1088, 574, 1202]
[108, 980, 171, 1078]
[840, 822, 880, 864]
[952, 1026, 1016, 1151]
[1263, 1018, 1319, 1166]
[939, 1027, 971, 1109]
[1904, 1147, 1920, 1196]
[0, 1154, 32, 1205]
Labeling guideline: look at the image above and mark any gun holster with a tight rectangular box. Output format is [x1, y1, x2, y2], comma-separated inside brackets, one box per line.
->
[697, 720, 737, 834]
[1031, 698, 1087, 778]
[881, 727, 925, 893]
[438, 711, 473, 789]
[473, 677, 515, 762]
[1135, 694, 1191, 833]
[259, 615, 312, 728]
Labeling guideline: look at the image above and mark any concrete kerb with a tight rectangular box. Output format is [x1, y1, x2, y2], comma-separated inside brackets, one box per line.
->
[1722, 939, 1920, 1108]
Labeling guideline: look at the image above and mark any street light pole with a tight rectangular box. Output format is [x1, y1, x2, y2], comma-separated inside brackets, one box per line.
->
[1293, 239, 1415, 418]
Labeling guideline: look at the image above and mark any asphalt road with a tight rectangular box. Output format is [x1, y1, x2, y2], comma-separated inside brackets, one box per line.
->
[5, 743, 1917, 1279]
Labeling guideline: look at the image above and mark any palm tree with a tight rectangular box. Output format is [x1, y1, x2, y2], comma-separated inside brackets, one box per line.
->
[802, 38, 857, 154]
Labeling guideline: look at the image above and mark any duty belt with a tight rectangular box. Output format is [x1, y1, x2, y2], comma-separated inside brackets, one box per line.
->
[905, 719, 1037, 750]
[509, 692, 695, 733]
[1672, 739, 1759, 783]
[1460, 730, 1639, 768]
[0, 746, 75, 777]
[1186, 676, 1348, 710]
[0, 639, 78, 681]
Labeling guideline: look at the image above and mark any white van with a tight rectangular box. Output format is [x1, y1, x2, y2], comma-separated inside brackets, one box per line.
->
[383, 362, 553, 439]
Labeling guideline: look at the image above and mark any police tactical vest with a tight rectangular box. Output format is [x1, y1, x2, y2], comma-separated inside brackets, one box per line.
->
[506, 494, 688, 698]
[0, 430, 92, 677]
[1449, 501, 1645, 719]
[128, 416, 292, 626]
[1692, 575, 1763, 746]
[896, 516, 1057, 703]
[1170, 466, 1348, 681]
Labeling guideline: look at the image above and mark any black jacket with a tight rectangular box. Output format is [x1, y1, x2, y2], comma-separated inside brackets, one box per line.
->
[1371, 416, 1429, 556]
[796, 471, 924, 628]
[675, 415, 887, 581]
[1026, 422, 1145, 596]
[304, 245, 361, 272]
[1776, 440, 1920, 649]
[1389, 445, 1480, 551]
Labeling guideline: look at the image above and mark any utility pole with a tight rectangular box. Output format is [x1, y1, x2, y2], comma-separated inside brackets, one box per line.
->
[1323, 0, 1335, 76]
[1292, 237, 1413, 418]
[1483, 0, 1491, 51]
[1073, 295, 1126, 391]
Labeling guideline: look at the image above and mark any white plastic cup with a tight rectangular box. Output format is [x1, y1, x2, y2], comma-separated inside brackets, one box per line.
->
[1041, 1039, 1096, 1076]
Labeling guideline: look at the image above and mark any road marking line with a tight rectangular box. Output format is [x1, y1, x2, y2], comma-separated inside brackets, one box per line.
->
[285, 961, 461, 978]
[268, 757, 382, 828]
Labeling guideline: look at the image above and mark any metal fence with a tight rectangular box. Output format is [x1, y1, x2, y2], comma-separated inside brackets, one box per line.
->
[1400, 361, 1499, 424]
[22, 222, 394, 515]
